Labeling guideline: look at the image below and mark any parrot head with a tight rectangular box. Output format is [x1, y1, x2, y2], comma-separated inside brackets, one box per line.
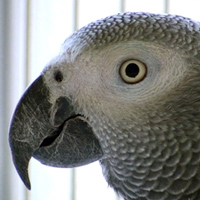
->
[9, 12, 200, 199]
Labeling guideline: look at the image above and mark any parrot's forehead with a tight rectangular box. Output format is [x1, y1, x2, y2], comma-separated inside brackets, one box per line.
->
[62, 12, 200, 61]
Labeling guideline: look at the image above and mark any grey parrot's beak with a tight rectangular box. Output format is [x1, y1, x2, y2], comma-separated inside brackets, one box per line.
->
[9, 75, 103, 190]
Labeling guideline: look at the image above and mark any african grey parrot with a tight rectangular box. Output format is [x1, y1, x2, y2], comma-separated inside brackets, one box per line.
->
[9, 12, 200, 200]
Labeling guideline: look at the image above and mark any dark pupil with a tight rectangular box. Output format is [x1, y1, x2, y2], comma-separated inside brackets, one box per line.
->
[55, 71, 63, 82]
[125, 63, 139, 78]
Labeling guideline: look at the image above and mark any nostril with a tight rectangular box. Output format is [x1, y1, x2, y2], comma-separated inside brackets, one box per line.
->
[54, 71, 63, 82]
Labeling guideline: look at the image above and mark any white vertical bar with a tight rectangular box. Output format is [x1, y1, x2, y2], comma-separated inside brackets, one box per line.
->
[120, 0, 126, 13]
[70, 0, 79, 199]
[164, 0, 169, 13]
[0, 0, 27, 200]
[73, 0, 79, 31]
[0, 1, 5, 198]
[25, 1, 32, 199]
[25, 0, 32, 86]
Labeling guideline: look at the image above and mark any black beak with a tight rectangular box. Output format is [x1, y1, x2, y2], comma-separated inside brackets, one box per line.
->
[9, 75, 103, 190]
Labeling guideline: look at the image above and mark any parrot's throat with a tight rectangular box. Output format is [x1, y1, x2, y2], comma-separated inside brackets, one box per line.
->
[95, 112, 200, 200]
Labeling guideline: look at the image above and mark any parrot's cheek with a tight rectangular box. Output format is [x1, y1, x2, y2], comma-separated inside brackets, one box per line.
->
[9, 75, 103, 190]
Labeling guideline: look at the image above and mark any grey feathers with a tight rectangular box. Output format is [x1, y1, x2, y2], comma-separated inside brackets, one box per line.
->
[63, 12, 200, 60]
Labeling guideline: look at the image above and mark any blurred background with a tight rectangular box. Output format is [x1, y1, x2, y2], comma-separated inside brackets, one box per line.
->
[1, 0, 200, 199]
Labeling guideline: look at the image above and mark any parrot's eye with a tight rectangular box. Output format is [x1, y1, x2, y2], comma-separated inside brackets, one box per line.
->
[54, 71, 63, 83]
[119, 60, 147, 84]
